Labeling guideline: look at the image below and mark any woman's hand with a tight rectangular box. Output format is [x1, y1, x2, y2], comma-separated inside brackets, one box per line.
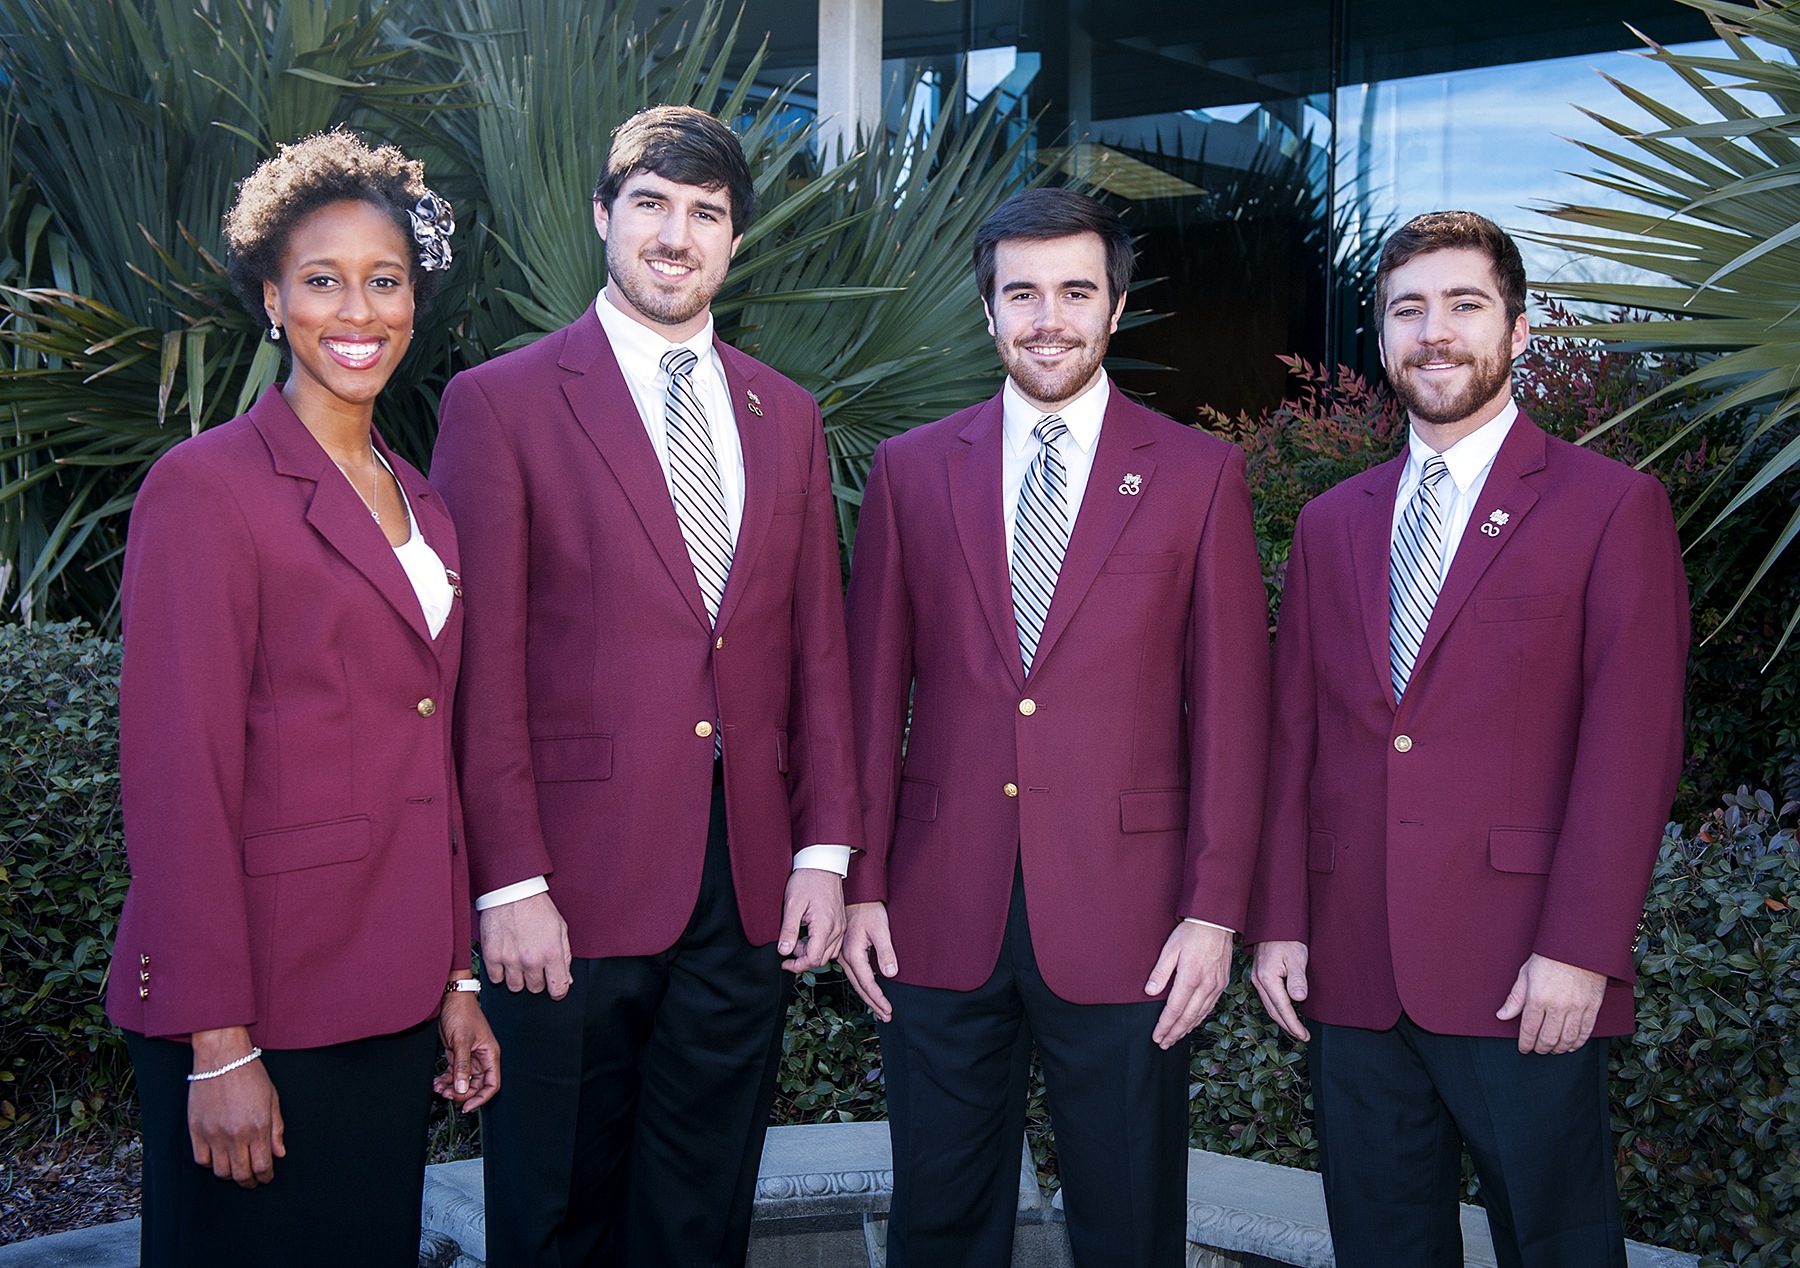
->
[187, 1026, 285, 1188]
[435, 982, 500, 1113]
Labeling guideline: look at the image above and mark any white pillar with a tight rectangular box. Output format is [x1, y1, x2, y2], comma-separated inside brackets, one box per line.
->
[817, 0, 883, 169]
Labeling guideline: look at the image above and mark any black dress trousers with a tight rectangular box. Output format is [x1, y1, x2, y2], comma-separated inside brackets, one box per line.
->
[480, 784, 789, 1268]
[1308, 1014, 1626, 1268]
[879, 863, 1191, 1268]
[128, 1018, 439, 1268]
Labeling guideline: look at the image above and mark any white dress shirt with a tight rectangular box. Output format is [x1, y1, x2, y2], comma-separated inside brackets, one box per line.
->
[1391, 399, 1519, 575]
[476, 294, 846, 913]
[1001, 372, 1108, 565]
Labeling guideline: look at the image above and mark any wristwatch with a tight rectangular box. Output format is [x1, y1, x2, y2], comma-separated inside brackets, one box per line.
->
[445, 978, 482, 995]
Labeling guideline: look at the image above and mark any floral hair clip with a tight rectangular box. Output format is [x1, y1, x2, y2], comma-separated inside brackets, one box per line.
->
[409, 190, 455, 272]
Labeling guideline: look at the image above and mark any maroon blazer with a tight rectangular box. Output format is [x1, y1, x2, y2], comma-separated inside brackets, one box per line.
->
[1245, 414, 1689, 1038]
[430, 308, 859, 957]
[845, 389, 1271, 1005]
[106, 387, 469, 1051]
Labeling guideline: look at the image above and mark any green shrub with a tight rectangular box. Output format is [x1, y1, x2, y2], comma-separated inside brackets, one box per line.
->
[0, 620, 129, 1141]
[1619, 790, 1799, 1267]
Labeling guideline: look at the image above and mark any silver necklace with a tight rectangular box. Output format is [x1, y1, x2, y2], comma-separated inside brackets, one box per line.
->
[333, 450, 380, 524]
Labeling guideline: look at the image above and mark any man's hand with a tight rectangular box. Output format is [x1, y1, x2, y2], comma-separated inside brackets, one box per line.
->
[479, 891, 573, 998]
[839, 901, 898, 1021]
[1146, 922, 1234, 1049]
[187, 1026, 284, 1188]
[1249, 941, 1312, 1042]
[436, 987, 502, 1113]
[1497, 952, 1607, 1054]
[779, 867, 845, 973]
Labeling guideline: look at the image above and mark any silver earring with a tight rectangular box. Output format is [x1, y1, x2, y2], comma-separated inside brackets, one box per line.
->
[269, 322, 282, 342]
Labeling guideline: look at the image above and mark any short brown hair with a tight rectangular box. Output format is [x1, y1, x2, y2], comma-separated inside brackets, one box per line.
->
[973, 189, 1135, 308]
[592, 105, 756, 236]
[1374, 211, 1526, 324]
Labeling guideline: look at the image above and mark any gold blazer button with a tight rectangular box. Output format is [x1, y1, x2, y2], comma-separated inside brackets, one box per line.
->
[1018, 698, 1037, 716]
[695, 720, 715, 738]
[417, 698, 437, 718]
[1003, 783, 1019, 798]
[1393, 734, 1413, 753]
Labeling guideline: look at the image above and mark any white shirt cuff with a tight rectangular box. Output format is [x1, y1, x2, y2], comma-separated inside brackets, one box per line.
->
[475, 875, 550, 911]
[792, 844, 851, 877]
[1184, 916, 1236, 934]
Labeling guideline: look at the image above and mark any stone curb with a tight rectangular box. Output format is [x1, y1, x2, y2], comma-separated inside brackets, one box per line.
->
[0, 1125, 1701, 1268]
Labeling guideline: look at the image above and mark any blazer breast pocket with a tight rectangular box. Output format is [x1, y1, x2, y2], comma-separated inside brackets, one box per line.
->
[1476, 594, 1566, 623]
[772, 491, 808, 516]
[1101, 552, 1180, 576]
[243, 815, 371, 876]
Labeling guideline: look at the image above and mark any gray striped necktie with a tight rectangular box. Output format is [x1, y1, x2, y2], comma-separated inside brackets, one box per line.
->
[661, 347, 733, 625]
[1389, 454, 1451, 700]
[1012, 415, 1072, 675]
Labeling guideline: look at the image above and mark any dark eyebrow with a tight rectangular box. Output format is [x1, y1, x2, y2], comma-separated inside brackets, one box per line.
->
[295, 255, 408, 272]
[624, 181, 730, 220]
[1000, 277, 1101, 295]
[1387, 284, 1494, 309]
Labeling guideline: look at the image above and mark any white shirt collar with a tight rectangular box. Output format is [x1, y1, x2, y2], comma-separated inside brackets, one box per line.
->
[1002, 372, 1109, 458]
[594, 287, 716, 383]
[1407, 398, 1518, 492]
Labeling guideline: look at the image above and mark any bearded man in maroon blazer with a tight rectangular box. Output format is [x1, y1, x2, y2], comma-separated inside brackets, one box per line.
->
[840, 189, 1271, 1267]
[431, 106, 859, 1267]
[1246, 211, 1689, 1267]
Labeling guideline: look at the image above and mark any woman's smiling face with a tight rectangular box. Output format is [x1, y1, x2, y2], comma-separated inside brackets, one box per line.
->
[263, 198, 415, 420]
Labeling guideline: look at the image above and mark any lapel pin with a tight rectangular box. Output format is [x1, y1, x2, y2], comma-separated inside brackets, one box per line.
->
[446, 568, 463, 597]
[1481, 509, 1510, 538]
[745, 389, 764, 417]
[1119, 473, 1143, 496]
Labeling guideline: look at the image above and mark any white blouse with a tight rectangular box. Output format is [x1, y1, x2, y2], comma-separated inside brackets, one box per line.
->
[377, 454, 454, 639]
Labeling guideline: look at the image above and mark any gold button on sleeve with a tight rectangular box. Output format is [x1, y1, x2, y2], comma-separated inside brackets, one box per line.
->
[695, 720, 715, 738]
[1394, 734, 1413, 753]
[1018, 698, 1037, 716]
[1003, 782, 1019, 798]
[416, 698, 437, 718]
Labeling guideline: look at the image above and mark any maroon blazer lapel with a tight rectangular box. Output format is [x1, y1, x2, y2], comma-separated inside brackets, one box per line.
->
[947, 397, 1025, 691]
[1030, 396, 1156, 674]
[714, 342, 774, 634]
[250, 388, 435, 648]
[556, 307, 712, 630]
[1411, 416, 1547, 676]
[1351, 454, 1407, 710]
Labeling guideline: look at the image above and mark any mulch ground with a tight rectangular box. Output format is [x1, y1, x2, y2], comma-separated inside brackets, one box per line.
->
[0, 1132, 141, 1246]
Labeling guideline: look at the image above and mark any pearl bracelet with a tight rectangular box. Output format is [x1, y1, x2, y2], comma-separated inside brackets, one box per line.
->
[186, 1047, 263, 1082]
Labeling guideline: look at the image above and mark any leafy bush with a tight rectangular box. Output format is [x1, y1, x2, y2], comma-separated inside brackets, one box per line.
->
[1620, 789, 1799, 1267]
[0, 621, 128, 1141]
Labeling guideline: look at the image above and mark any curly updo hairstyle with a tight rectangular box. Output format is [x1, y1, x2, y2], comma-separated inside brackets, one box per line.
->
[223, 129, 449, 320]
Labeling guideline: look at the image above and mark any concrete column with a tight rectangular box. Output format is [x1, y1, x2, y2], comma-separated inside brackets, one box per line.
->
[817, 0, 883, 168]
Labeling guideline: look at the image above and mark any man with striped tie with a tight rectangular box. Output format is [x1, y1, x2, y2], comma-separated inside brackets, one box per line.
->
[840, 189, 1271, 1267]
[1246, 211, 1690, 1267]
[432, 106, 859, 1266]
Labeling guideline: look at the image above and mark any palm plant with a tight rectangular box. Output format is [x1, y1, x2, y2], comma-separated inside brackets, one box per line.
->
[0, 0, 1035, 624]
[1530, 0, 1800, 658]
[0, 0, 452, 622]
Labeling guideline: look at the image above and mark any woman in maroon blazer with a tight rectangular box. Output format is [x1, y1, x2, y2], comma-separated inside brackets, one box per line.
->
[105, 131, 497, 1267]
